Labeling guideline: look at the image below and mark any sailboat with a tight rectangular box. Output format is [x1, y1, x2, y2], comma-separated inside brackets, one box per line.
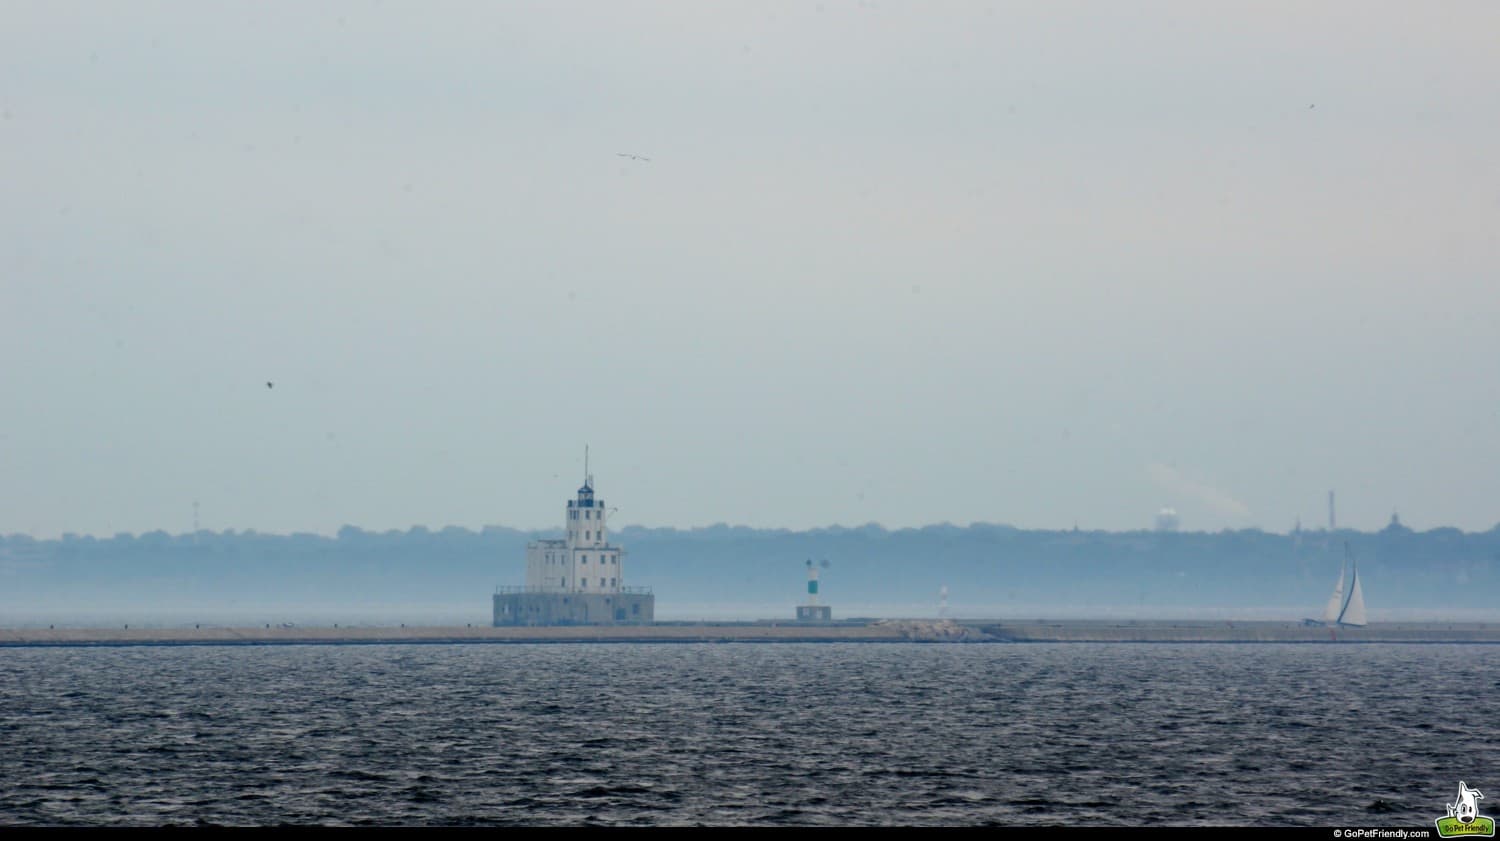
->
[1339, 551, 1368, 626]
[1304, 543, 1367, 627]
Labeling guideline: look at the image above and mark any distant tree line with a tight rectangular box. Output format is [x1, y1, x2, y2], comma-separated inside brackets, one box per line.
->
[2, 520, 1496, 615]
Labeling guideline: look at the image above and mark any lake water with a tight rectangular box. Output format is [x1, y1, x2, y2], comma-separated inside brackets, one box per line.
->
[1, 642, 1495, 826]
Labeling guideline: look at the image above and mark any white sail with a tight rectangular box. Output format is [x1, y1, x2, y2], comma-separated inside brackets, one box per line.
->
[1322, 555, 1347, 624]
[1338, 561, 1367, 626]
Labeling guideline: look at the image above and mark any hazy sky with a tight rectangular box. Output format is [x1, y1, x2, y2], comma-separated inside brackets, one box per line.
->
[3, 1, 1498, 538]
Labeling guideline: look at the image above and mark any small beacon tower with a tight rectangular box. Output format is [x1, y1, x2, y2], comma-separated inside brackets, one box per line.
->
[796, 559, 833, 623]
[493, 450, 654, 626]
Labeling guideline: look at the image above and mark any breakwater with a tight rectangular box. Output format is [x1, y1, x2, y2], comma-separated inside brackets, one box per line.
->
[0, 621, 963, 647]
[978, 619, 1500, 643]
[3, 619, 1498, 647]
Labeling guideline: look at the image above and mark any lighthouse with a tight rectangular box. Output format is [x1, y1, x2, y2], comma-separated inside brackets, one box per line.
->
[493, 449, 654, 626]
[796, 559, 833, 623]
[523, 465, 622, 594]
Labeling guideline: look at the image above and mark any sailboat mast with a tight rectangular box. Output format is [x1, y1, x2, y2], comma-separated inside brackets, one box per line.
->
[1338, 551, 1354, 623]
[1322, 546, 1347, 625]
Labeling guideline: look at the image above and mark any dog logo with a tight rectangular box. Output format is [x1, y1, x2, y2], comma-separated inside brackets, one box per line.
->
[1453, 783, 1486, 824]
[1437, 782, 1496, 838]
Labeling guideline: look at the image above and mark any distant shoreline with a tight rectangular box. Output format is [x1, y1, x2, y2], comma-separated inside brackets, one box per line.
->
[4, 620, 1500, 647]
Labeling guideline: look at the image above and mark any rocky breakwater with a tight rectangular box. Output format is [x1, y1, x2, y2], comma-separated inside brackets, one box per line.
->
[870, 619, 993, 642]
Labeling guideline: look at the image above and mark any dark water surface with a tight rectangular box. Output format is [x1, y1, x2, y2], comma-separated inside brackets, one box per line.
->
[1, 643, 1495, 826]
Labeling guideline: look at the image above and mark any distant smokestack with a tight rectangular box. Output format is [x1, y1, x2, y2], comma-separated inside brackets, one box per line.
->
[1328, 490, 1336, 531]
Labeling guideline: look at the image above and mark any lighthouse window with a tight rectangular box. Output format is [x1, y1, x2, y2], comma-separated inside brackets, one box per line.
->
[599, 578, 605, 587]
[581, 555, 587, 563]
[610, 578, 616, 587]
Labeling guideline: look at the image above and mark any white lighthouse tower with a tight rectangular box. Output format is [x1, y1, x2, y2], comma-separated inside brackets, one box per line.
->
[496, 448, 653, 626]
[796, 559, 833, 623]
[524, 448, 623, 594]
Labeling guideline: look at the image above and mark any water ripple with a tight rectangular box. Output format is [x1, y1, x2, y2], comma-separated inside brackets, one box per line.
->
[0, 643, 1494, 826]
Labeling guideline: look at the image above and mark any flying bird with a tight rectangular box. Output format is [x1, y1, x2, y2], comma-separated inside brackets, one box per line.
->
[616, 153, 651, 162]
[266, 382, 274, 389]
